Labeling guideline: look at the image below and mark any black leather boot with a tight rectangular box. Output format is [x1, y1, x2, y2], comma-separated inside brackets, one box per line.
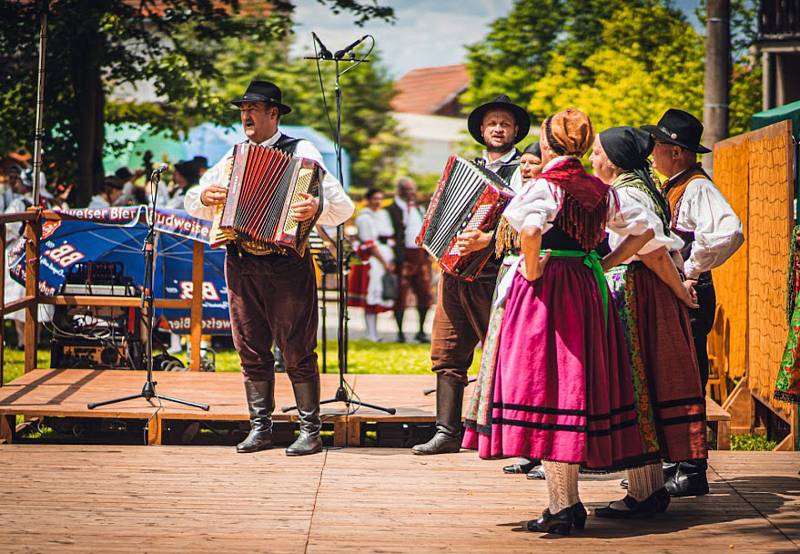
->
[286, 377, 323, 456]
[236, 380, 274, 453]
[665, 468, 709, 497]
[412, 374, 464, 455]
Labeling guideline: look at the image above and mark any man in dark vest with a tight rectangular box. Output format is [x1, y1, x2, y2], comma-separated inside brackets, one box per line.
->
[641, 109, 744, 495]
[185, 80, 354, 457]
[412, 94, 529, 455]
[386, 177, 433, 343]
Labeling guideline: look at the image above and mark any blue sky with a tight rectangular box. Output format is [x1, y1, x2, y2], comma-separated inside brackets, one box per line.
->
[291, 0, 702, 78]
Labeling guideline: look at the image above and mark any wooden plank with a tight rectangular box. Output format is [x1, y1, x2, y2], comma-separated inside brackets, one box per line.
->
[146, 414, 162, 445]
[24, 211, 40, 373]
[705, 397, 730, 421]
[0, 296, 35, 316]
[716, 420, 731, 450]
[333, 419, 348, 447]
[0, 414, 13, 444]
[347, 419, 362, 446]
[0, 447, 797, 552]
[0, 211, 37, 225]
[189, 241, 204, 371]
[42, 296, 191, 309]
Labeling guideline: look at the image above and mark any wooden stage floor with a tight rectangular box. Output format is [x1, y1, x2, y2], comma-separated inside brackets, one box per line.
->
[0, 446, 797, 553]
[0, 369, 731, 448]
[0, 369, 445, 445]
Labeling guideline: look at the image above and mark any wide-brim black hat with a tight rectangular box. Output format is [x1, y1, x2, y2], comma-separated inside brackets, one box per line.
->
[467, 94, 530, 145]
[230, 80, 292, 115]
[641, 108, 711, 154]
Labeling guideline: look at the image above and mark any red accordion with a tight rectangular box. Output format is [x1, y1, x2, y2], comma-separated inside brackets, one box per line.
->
[210, 143, 325, 256]
[416, 156, 514, 281]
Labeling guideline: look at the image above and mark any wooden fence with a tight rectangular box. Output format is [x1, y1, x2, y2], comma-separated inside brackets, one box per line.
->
[711, 119, 798, 450]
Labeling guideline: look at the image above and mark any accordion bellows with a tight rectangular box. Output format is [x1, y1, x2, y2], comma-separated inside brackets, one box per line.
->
[417, 155, 514, 281]
[210, 143, 325, 256]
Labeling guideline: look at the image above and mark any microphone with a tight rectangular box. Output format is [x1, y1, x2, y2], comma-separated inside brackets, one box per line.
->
[151, 163, 168, 179]
[334, 35, 368, 59]
[312, 32, 333, 60]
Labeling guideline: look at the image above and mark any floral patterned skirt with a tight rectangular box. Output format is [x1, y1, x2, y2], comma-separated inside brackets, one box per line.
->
[775, 226, 800, 404]
[775, 304, 800, 403]
[606, 262, 708, 462]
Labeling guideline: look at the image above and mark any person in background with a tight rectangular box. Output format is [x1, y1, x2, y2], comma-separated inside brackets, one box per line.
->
[113, 166, 145, 207]
[167, 160, 200, 209]
[4, 170, 53, 348]
[88, 175, 126, 209]
[349, 188, 395, 342]
[386, 177, 432, 343]
[192, 156, 209, 179]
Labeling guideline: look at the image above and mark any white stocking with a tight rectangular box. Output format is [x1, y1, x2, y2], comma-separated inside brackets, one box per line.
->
[542, 461, 580, 514]
[610, 463, 664, 509]
[365, 312, 379, 341]
[627, 462, 664, 501]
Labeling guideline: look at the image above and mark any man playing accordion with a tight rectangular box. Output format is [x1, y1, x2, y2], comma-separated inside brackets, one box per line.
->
[185, 80, 354, 456]
[412, 94, 529, 455]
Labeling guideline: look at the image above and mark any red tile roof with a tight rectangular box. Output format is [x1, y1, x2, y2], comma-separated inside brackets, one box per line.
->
[122, 0, 272, 18]
[391, 64, 469, 115]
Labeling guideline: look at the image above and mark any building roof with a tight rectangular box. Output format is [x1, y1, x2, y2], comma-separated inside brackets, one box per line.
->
[391, 64, 469, 115]
[122, 0, 272, 17]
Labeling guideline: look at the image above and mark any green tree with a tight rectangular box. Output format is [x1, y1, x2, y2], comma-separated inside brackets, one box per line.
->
[529, 3, 704, 130]
[0, 0, 393, 206]
[464, 0, 762, 139]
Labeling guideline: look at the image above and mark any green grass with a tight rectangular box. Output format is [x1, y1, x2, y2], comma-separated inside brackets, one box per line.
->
[731, 433, 779, 451]
[2, 341, 481, 384]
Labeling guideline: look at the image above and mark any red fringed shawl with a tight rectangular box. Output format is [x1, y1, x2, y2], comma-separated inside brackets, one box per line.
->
[542, 157, 612, 251]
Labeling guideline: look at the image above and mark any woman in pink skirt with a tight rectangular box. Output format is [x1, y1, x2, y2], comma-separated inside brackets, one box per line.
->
[489, 109, 658, 534]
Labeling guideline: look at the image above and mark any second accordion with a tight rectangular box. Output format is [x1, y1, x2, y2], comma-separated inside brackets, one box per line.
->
[417, 155, 514, 281]
[210, 143, 325, 256]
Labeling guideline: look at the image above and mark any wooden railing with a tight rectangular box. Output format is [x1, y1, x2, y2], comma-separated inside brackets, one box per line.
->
[0, 208, 206, 384]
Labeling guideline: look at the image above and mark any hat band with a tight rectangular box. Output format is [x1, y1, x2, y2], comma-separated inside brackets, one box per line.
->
[658, 125, 680, 142]
[242, 94, 281, 104]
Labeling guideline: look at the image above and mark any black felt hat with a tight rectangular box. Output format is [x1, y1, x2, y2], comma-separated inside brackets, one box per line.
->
[230, 80, 292, 115]
[174, 160, 200, 186]
[467, 94, 530, 145]
[641, 109, 711, 154]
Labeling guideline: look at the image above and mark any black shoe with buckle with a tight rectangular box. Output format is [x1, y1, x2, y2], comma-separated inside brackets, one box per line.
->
[595, 489, 666, 519]
[526, 504, 582, 535]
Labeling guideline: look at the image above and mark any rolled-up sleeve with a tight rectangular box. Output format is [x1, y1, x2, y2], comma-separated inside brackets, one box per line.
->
[184, 147, 234, 222]
[294, 140, 354, 226]
[503, 178, 562, 233]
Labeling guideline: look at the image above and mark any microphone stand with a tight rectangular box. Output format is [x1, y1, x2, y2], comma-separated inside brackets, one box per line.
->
[284, 38, 395, 417]
[88, 169, 209, 413]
